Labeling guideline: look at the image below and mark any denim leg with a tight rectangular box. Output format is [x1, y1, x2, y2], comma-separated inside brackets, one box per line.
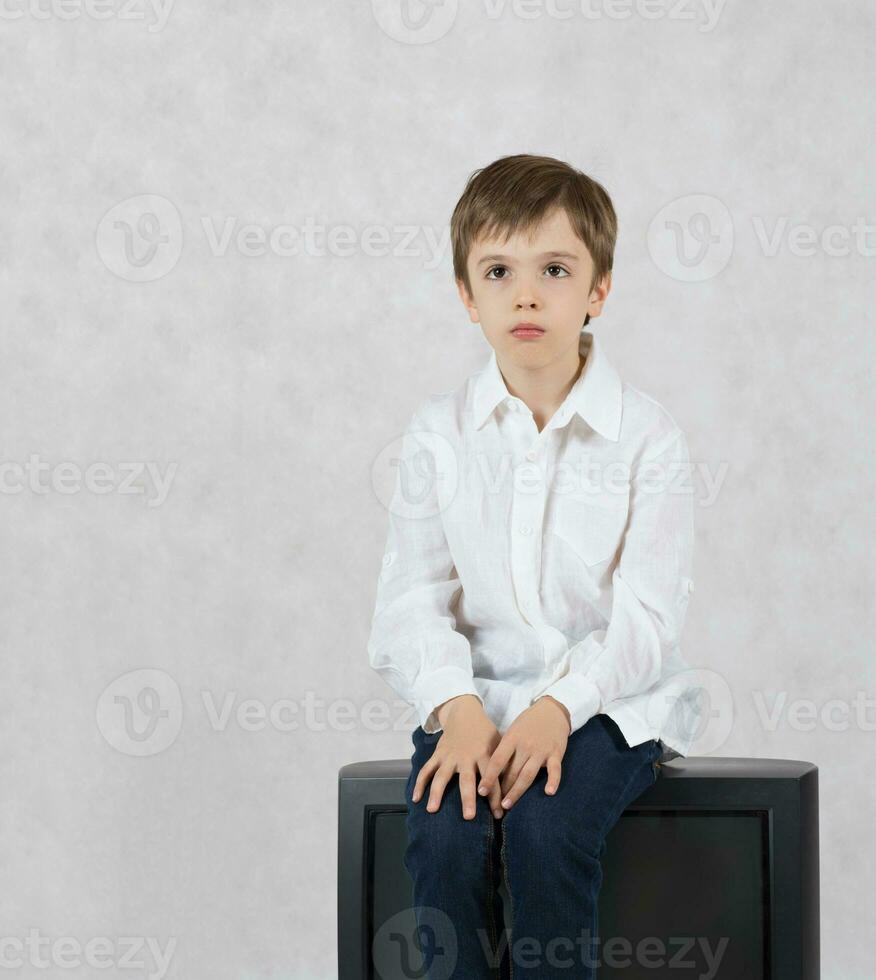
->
[403, 726, 509, 980]
[500, 713, 662, 978]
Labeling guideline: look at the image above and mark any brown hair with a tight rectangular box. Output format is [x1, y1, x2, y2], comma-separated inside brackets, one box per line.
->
[450, 154, 617, 326]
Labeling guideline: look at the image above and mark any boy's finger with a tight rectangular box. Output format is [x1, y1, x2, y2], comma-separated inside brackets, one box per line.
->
[477, 755, 505, 818]
[411, 757, 438, 803]
[478, 740, 514, 794]
[426, 766, 451, 812]
[500, 773, 531, 809]
[501, 758, 541, 809]
[545, 755, 562, 794]
[458, 768, 478, 820]
[490, 782, 504, 818]
[499, 757, 522, 798]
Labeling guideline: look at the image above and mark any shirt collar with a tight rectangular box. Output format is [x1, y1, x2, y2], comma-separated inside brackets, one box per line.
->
[471, 329, 623, 441]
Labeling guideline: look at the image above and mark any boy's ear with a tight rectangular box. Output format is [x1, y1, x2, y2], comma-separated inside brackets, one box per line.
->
[587, 271, 612, 320]
[456, 277, 480, 324]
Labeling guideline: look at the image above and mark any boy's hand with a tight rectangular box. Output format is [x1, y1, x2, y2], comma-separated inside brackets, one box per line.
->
[477, 696, 571, 810]
[411, 695, 506, 821]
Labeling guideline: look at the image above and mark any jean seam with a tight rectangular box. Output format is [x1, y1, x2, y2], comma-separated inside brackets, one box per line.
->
[485, 814, 500, 980]
[500, 816, 514, 980]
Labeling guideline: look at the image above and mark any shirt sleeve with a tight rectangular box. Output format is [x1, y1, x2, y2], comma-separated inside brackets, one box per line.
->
[367, 408, 483, 733]
[530, 427, 695, 735]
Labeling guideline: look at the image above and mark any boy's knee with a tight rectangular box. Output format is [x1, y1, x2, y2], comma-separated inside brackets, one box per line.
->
[405, 802, 492, 872]
[502, 793, 603, 861]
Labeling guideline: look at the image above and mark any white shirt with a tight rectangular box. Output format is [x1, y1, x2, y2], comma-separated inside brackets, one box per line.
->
[367, 329, 700, 757]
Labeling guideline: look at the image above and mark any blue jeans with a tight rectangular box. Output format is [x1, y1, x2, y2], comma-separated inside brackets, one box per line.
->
[403, 712, 663, 978]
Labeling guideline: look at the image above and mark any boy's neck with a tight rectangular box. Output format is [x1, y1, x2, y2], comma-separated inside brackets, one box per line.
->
[497, 347, 587, 433]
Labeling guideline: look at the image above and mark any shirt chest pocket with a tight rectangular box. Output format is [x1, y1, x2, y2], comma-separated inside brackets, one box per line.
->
[548, 485, 631, 567]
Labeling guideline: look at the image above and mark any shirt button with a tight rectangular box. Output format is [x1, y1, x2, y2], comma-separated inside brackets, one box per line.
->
[382, 552, 396, 567]
[519, 523, 532, 535]
[525, 450, 537, 461]
[688, 580, 695, 594]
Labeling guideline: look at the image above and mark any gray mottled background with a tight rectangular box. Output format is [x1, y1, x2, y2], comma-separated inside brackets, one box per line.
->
[2, 1, 874, 978]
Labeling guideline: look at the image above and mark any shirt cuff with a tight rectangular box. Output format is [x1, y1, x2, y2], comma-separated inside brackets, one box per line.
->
[412, 666, 483, 734]
[531, 674, 601, 735]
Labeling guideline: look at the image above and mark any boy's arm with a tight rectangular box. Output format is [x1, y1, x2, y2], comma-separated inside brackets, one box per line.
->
[530, 427, 695, 734]
[367, 409, 483, 733]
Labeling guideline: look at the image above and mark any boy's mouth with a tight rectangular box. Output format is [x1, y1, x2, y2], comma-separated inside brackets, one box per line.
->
[511, 322, 545, 338]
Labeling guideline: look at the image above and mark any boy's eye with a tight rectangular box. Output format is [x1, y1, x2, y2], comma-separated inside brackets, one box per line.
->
[485, 264, 570, 280]
[545, 264, 570, 278]
[485, 265, 509, 280]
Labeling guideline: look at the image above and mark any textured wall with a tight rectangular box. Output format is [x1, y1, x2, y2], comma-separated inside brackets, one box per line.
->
[1, 2, 873, 978]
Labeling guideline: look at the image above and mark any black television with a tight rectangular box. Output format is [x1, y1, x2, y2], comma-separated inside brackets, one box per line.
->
[338, 754, 819, 979]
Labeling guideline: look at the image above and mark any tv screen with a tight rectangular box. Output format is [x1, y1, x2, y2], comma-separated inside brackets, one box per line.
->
[369, 807, 769, 979]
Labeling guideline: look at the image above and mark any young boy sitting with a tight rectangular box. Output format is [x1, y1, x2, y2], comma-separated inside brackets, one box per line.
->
[367, 153, 699, 979]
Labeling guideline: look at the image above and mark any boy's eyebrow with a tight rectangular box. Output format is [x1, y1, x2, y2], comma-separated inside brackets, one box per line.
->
[476, 250, 580, 267]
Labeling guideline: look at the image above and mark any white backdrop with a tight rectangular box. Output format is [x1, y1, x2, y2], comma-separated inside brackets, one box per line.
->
[1, 2, 873, 978]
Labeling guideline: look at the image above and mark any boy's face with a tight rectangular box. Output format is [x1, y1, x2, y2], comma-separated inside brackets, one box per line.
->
[457, 205, 611, 369]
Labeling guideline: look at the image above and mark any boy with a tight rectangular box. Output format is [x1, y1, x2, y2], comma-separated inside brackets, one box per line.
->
[367, 154, 699, 978]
